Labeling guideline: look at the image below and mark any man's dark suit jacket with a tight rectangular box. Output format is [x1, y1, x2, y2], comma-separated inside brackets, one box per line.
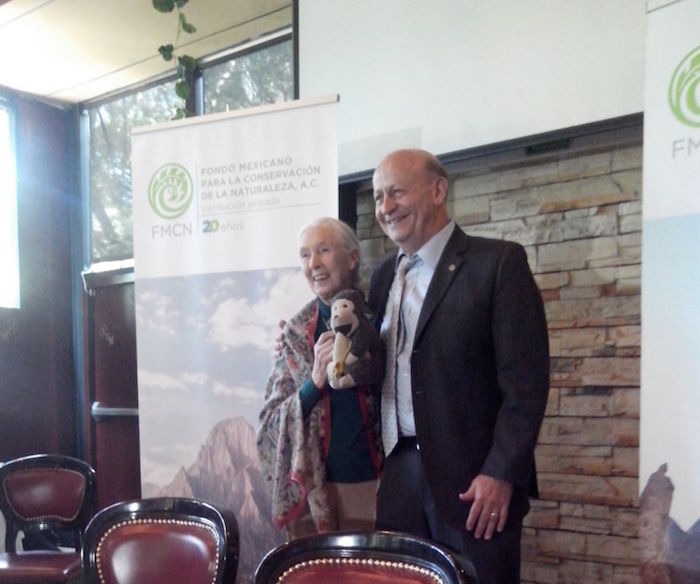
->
[368, 226, 550, 529]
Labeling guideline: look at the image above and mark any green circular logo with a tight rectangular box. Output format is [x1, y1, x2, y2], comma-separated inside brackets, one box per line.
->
[148, 163, 193, 219]
[668, 45, 700, 127]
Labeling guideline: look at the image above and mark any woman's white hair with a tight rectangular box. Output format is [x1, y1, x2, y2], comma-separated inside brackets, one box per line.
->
[297, 217, 361, 288]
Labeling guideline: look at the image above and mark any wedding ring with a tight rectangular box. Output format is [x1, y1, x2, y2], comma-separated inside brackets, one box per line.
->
[489, 511, 498, 518]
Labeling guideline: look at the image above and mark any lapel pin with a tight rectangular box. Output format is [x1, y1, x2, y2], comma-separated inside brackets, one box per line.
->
[448, 264, 456, 272]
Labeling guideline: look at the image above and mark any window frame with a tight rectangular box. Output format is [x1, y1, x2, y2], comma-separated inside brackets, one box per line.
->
[0, 96, 20, 309]
[80, 28, 294, 269]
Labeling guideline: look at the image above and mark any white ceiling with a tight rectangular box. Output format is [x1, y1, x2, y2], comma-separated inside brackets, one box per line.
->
[0, 0, 292, 104]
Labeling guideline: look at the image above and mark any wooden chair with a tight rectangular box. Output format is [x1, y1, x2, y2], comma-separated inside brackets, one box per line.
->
[253, 530, 478, 584]
[0, 453, 96, 583]
[82, 497, 239, 584]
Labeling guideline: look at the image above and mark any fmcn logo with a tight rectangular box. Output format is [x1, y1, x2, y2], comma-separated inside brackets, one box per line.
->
[148, 163, 193, 219]
[668, 45, 700, 127]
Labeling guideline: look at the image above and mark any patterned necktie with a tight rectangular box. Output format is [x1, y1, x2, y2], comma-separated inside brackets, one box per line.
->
[381, 254, 411, 456]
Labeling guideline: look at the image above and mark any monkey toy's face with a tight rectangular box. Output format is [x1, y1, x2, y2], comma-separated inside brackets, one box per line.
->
[330, 298, 359, 337]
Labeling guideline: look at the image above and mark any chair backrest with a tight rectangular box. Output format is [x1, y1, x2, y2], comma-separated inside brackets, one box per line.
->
[253, 530, 478, 584]
[0, 454, 96, 552]
[82, 497, 239, 584]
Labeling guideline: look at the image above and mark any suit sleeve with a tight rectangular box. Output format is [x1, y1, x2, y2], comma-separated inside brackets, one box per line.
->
[480, 243, 550, 488]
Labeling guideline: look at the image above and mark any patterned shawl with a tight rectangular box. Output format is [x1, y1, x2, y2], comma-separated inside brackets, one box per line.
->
[256, 299, 333, 531]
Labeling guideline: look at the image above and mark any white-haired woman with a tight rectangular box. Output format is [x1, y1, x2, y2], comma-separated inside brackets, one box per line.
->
[257, 217, 383, 538]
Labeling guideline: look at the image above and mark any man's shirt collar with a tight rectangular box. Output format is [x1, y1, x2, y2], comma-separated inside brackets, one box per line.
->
[396, 220, 455, 271]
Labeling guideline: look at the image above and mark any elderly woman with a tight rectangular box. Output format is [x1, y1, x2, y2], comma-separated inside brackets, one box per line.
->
[257, 217, 383, 538]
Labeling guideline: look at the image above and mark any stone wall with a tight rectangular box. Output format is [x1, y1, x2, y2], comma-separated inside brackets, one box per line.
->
[353, 134, 643, 583]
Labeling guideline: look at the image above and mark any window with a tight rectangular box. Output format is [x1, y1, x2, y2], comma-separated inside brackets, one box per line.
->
[88, 81, 181, 263]
[202, 38, 293, 114]
[86, 33, 293, 264]
[0, 101, 19, 308]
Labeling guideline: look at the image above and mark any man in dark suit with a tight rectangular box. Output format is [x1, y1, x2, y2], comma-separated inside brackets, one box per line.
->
[368, 149, 550, 583]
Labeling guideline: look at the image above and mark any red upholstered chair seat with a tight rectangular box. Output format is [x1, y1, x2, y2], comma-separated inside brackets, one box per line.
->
[4, 467, 87, 521]
[0, 551, 82, 583]
[82, 497, 239, 584]
[254, 531, 477, 584]
[0, 454, 96, 584]
[275, 557, 448, 584]
[94, 520, 220, 584]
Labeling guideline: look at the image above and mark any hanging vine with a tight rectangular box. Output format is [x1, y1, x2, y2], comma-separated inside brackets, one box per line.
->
[153, 0, 197, 118]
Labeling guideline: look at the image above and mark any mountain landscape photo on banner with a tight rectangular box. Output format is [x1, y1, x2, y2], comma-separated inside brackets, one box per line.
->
[137, 266, 311, 581]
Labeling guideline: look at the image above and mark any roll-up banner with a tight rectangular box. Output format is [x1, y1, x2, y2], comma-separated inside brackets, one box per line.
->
[131, 96, 338, 582]
[641, 0, 699, 580]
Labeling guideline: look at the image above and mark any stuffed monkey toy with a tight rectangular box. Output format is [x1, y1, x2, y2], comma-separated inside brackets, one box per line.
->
[326, 289, 384, 390]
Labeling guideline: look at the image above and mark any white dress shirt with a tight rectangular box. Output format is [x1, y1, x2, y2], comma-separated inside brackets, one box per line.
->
[380, 220, 456, 437]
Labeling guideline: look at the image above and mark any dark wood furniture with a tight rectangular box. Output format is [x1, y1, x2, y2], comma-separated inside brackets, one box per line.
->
[82, 265, 141, 510]
[82, 497, 239, 584]
[253, 530, 478, 584]
[0, 453, 97, 583]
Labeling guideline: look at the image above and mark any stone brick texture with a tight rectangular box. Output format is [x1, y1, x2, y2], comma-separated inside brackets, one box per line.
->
[355, 141, 643, 582]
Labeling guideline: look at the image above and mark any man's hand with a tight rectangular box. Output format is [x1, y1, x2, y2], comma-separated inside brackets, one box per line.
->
[459, 474, 513, 540]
